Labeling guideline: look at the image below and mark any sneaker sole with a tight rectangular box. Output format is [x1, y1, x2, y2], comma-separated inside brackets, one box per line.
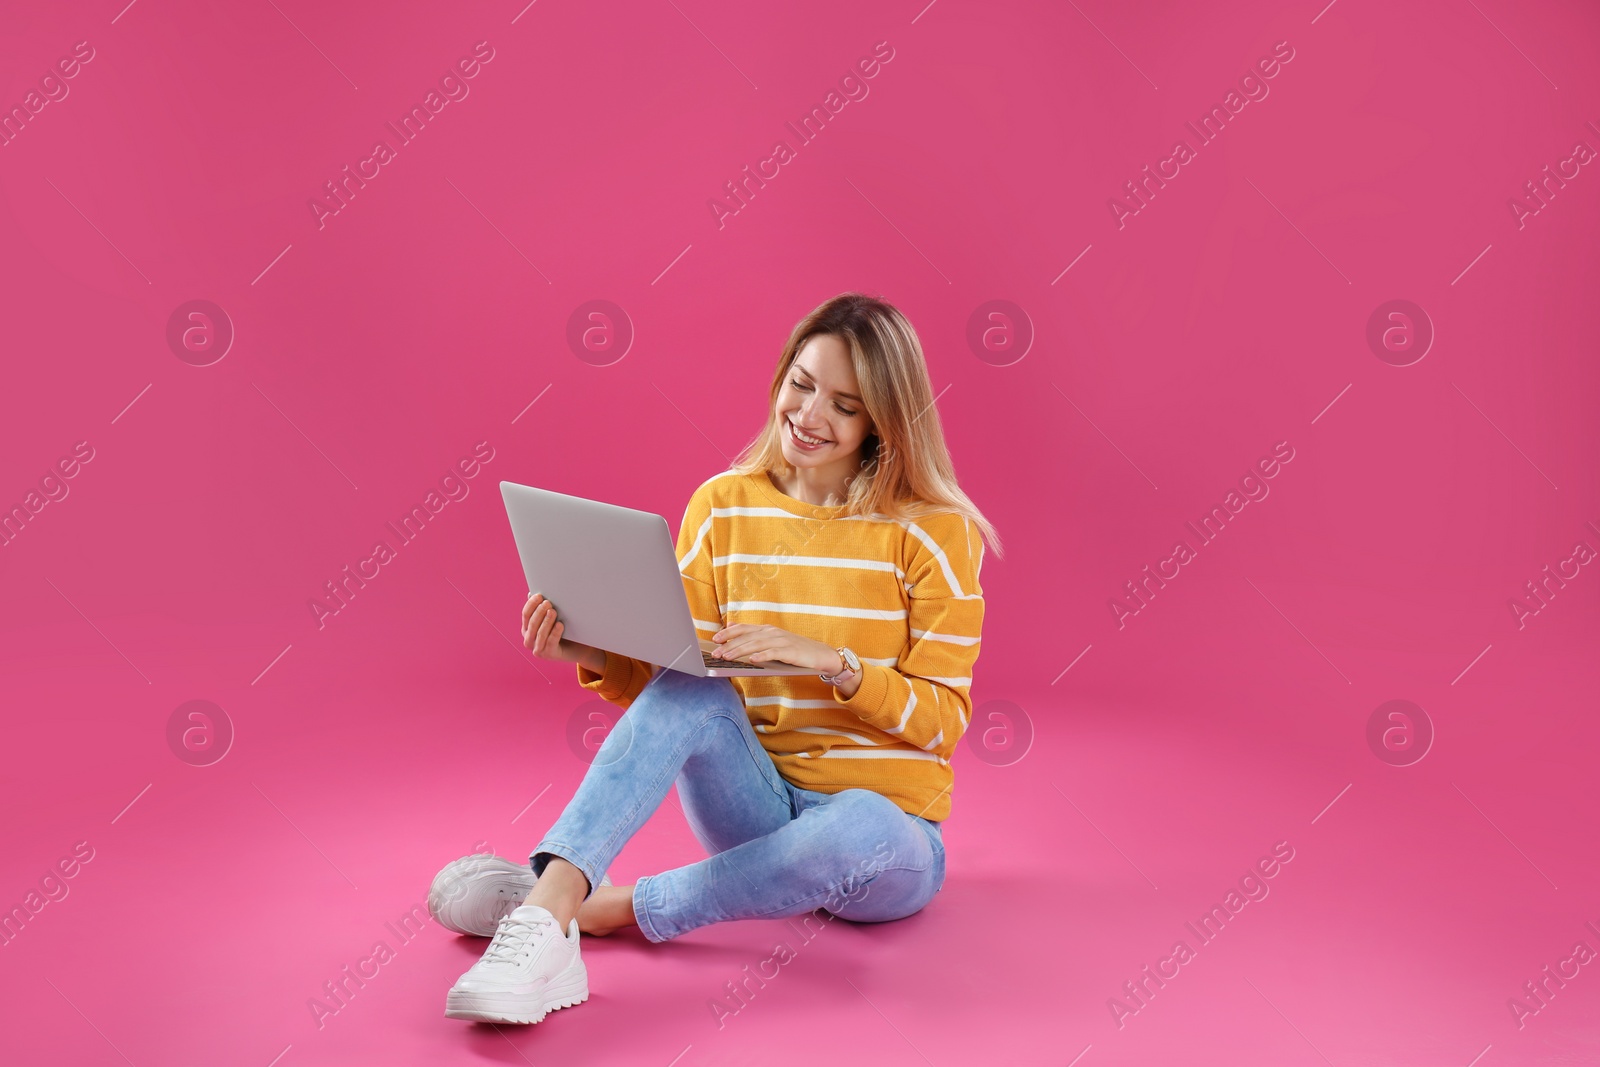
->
[428, 854, 615, 937]
[445, 962, 590, 1024]
[429, 855, 538, 937]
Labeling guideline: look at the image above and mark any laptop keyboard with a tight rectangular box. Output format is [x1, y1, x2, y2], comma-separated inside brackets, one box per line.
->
[702, 651, 773, 670]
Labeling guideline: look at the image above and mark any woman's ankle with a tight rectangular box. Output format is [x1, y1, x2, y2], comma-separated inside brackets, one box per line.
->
[577, 885, 637, 937]
[526, 857, 590, 928]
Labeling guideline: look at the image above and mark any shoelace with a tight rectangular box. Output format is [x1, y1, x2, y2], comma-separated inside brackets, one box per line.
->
[481, 913, 555, 966]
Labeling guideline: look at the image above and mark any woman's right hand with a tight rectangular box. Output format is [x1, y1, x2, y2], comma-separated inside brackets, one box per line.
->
[522, 592, 603, 669]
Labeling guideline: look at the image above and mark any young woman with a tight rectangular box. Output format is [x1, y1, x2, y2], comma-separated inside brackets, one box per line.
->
[431, 292, 1002, 1025]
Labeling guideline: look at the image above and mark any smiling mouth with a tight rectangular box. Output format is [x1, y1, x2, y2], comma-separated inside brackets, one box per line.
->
[788, 419, 831, 447]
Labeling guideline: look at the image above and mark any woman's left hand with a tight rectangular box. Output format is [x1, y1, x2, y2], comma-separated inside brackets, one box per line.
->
[711, 624, 841, 673]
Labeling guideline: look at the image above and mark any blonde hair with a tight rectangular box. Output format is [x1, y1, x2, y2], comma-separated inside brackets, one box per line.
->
[730, 292, 1004, 560]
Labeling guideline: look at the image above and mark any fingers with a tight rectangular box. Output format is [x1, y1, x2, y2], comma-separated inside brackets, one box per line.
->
[713, 625, 780, 659]
[522, 594, 559, 654]
[529, 614, 558, 657]
[523, 609, 540, 651]
[534, 609, 557, 655]
[715, 639, 761, 661]
[520, 594, 586, 663]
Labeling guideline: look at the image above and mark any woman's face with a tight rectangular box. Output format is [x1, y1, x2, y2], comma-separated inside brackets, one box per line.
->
[775, 333, 876, 473]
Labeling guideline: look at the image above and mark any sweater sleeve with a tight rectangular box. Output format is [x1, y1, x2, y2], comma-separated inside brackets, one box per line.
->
[832, 511, 985, 752]
[574, 482, 723, 709]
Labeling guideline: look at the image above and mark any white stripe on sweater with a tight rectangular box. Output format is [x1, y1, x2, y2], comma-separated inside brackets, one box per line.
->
[725, 600, 906, 621]
[679, 515, 714, 572]
[714, 553, 902, 576]
[773, 724, 883, 746]
[791, 748, 948, 764]
[905, 518, 970, 598]
[911, 627, 980, 646]
[712, 506, 886, 522]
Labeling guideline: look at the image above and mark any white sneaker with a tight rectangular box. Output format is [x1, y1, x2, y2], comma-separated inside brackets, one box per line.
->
[445, 904, 588, 1024]
[428, 854, 611, 937]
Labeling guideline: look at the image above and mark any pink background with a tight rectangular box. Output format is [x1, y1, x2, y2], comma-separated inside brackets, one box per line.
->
[2, 0, 1597, 1064]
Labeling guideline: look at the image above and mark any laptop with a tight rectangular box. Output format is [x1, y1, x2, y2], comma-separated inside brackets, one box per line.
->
[500, 481, 817, 677]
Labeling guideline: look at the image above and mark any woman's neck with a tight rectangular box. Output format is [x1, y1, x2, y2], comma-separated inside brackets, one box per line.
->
[772, 460, 859, 507]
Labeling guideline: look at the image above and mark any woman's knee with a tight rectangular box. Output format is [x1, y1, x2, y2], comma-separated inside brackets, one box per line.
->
[629, 669, 733, 715]
[601, 672, 752, 774]
[828, 864, 940, 923]
[807, 791, 941, 919]
[622, 670, 737, 733]
[813, 789, 918, 846]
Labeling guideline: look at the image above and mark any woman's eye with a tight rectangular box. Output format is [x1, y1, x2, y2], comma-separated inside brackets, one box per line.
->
[791, 379, 855, 416]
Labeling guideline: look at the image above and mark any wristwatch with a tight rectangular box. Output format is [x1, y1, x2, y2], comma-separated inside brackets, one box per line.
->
[819, 646, 861, 686]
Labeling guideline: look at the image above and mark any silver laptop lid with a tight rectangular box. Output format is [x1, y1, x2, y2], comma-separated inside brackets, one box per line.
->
[500, 481, 703, 675]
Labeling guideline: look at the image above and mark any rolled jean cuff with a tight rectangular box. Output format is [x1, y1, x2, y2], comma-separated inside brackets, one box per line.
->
[632, 872, 690, 943]
[529, 840, 604, 903]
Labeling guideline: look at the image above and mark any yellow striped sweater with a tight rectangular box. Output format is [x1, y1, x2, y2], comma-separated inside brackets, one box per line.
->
[576, 469, 985, 822]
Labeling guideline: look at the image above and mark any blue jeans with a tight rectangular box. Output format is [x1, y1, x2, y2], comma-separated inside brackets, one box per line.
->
[531, 668, 947, 942]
